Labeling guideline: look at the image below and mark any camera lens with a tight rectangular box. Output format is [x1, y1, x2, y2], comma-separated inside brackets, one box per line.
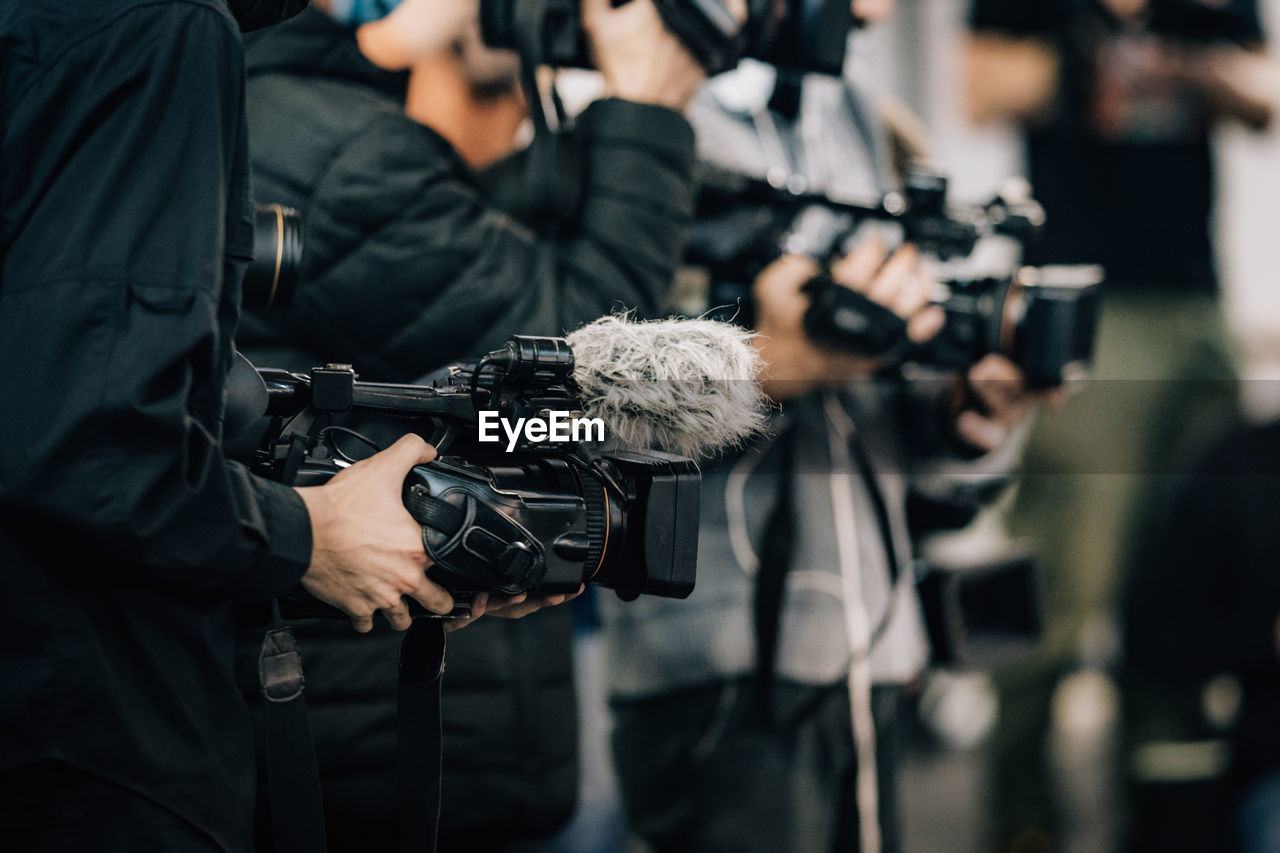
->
[243, 203, 303, 313]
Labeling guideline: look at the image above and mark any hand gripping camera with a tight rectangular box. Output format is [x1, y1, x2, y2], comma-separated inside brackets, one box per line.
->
[253, 336, 700, 605]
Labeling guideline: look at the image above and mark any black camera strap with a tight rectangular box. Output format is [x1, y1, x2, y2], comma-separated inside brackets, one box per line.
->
[847, 423, 902, 591]
[258, 601, 328, 853]
[838, 406, 904, 657]
[256, 609, 448, 853]
[752, 416, 798, 724]
[396, 619, 447, 853]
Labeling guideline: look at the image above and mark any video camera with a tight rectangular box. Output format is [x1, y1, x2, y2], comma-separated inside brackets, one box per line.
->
[251, 336, 699, 608]
[688, 166, 1103, 388]
[480, 0, 856, 76]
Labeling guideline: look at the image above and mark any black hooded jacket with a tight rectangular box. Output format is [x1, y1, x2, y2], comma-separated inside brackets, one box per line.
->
[235, 10, 698, 849]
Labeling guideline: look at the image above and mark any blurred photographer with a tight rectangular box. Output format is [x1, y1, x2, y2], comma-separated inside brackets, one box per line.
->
[234, 1, 706, 850]
[964, 2, 1276, 847]
[1121, 414, 1280, 852]
[601, 3, 1049, 851]
[0, 1, 480, 850]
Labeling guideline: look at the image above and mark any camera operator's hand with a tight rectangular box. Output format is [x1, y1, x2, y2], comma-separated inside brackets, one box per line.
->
[950, 354, 1064, 453]
[828, 239, 945, 345]
[583, 0, 707, 111]
[295, 434, 455, 633]
[440, 586, 584, 632]
[489, 585, 585, 619]
[753, 241, 944, 401]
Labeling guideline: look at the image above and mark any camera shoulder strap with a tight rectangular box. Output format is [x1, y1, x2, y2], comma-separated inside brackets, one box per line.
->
[752, 416, 799, 724]
[846, 422, 900, 589]
[257, 612, 449, 853]
[833, 392, 903, 661]
[258, 601, 328, 853]
[396, 619, 447, 853]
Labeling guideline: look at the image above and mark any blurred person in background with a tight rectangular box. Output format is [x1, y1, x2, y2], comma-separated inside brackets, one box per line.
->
[235, 1, 706, 850]
[1122, 414, 1280, 852]
[964, 1, 1276, 849]
[601, 2, 1050, 851]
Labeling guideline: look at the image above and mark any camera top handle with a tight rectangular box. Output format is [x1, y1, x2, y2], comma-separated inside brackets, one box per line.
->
[696, 164, 1046, 261]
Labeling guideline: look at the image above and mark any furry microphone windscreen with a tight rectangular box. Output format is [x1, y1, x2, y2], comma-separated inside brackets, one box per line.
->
[565, 315, 769, 459]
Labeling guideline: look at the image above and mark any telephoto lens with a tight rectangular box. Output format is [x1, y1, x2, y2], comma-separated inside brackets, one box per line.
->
[243, 202, 303, 312]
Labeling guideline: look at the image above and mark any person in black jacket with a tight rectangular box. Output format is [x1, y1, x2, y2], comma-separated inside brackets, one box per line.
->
[235, 2, 707, 850]
[964, 3, 1275, 845]
[0, 1, 484, 851]
[237, 0, 703, 375]
[1122, 418, 1280, 851]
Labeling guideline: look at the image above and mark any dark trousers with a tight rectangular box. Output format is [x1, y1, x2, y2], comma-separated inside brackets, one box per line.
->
[0, 760, 225, 852]
[610, 678, 903, 853]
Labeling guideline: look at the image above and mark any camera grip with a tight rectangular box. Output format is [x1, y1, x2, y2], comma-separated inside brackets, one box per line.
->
[403, 465, 547, 597]
[801, 275, 910, 358]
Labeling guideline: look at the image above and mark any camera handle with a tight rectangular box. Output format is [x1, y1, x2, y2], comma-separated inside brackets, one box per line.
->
[403, 468, 546, 596]
[801, 275, 911, 360]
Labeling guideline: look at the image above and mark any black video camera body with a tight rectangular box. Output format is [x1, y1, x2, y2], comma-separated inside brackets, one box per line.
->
[806, 264, 1103, 389]
[254, 336, 699, 605]
[688, 167, 1104, 387]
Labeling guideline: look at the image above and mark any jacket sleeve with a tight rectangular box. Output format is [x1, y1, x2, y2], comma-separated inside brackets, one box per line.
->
[279, 98, 697, 379]
[0, 4, 311, 599]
